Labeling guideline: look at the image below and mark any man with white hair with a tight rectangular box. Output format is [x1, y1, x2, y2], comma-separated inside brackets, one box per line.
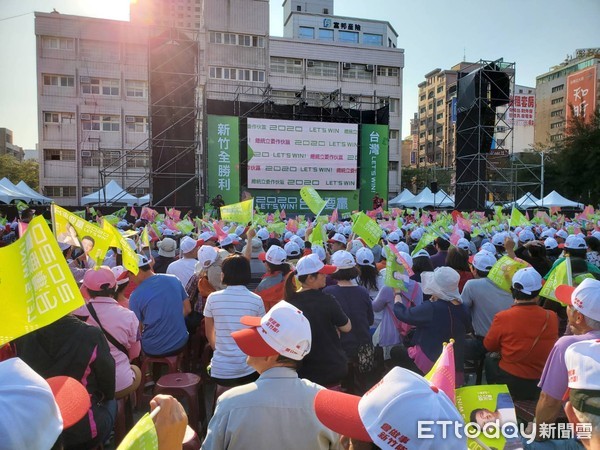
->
[534, 278, 600, 429]
[203, 301, 341, 450]
[167, 236, 201, 288]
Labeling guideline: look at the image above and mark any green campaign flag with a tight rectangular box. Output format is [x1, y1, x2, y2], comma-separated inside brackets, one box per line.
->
[220, 199, 254, 224]
[300, 187, 327, 215]
[509, 206, 530, 228]
[266, 222, 286, 235]
[410, 231, 437, 256]
[175, 220, 195, 235]
[207, 115, 240, 205]
[351, 212, 381, 248]
[455, 385, 519, 450]
[117, 413, 158, 450]
[51, 204, 112, 267]
[308, 216, 329, 246]
[15, 200, 29, 212]
[102, 215, 120, 226]
[113, 207, 127, 219]
[0, 216, 85, 345]
[103, 220, 139, 276]
[487, 256, 530, 292]
[384, 245, 408, 291]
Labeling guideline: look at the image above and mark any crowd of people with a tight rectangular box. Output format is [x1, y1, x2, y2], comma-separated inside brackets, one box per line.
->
[1, 205, 600, 449]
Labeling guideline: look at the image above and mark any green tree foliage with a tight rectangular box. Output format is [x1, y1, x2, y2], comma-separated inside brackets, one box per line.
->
[401, 166, 452, 193]
[546, 108, 600, 205]
[0, 154, 39, 189]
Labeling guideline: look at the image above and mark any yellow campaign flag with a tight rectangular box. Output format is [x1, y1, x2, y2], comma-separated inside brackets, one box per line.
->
[300, 187, 327, 216]
[0, 216, 85, 345]
[540, 260, 569, 302]
[51, 204, 112, 267]
[351, 212, 381, 248]
[103, 220, 139, 276]
[116, 413, 158, 450]
[509, 206, 530, 228]
[220, 199, 254, 224]
[487, 256, 530, 292]
[308, 216, 328, 247]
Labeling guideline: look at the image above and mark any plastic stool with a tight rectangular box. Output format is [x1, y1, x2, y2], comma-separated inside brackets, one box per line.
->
[182, 425, 201, 450]
[137, 353, 181, 408]
[114, 391, 135, 445]
[155, 372, 203, 433]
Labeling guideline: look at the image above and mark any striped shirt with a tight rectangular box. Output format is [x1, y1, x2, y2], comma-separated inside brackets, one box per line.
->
[204, 285, 266, 379]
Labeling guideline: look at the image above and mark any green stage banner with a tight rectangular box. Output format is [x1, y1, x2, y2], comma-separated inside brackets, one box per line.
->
[207, 115, 240, 206]
[359, 124, 389, 211]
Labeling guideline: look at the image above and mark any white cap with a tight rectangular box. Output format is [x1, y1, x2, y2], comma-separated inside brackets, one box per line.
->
[541, 228, 557, 238]
[355, 247, 375, 267]
[413, 249, 430, 259]
[232, 300, 312, 361]
[387, 231, 401, 244]
[284, 241, 302, 258]
[492, 232, 506, 246]
[220, 233, 240, 247]
[398, 251, 413, 269]
[544, 237, 558, 250]
[565, 235, 587, 250]
[410, 228, 424, 241]
[472, 250, 497, 273]
[331, 250, 356, 269]
[348, 239, 365, 256]
[260, 245, 287, 265]
[556, 278, 600, 322]
[111, 265, 129, 286]
[395, 242, 410, 254]
[117, 237, 137, 255]
[136, 253, 151, 268]
[456, 238, 470, 251]
[180, 236, 198, 254]
[591, 230, 600, 240]
[328, 233, 347, 245]
[512, 267, 542, 295]
[480, 242, 497, 255]
[283, 231, 294, 242]
[256, 228, 270, 241]
[296, 253, 337, 277]
[519, 229, 535, 243]
[312, 245, 326, 261]
[556, 229, 569, 240]
[199, 231, 216, 242]
[289, 235, 305, 248]
[565, 339, 600, 390]
[314, 367, 466, 449]
[421, 267, 462, 302]
[197, 245, 218, 269]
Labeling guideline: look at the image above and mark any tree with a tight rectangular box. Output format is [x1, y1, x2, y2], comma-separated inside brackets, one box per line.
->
[546, 108, 600, 205]
[401, 166, 452, 193]
[0, 154, 39, 189]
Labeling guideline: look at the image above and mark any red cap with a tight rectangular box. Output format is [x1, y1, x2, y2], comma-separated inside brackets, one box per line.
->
[258, 252, 267, 262]
[231, 327, 279, 358]
[314, 389, 371, 442]
[46, 376, 91, 429]
[555, 284, 576, 306]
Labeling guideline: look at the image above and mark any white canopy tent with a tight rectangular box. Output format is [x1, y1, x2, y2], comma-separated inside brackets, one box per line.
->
[137, 194, 151, 206]
[16, 180, 53, 204]
[0, 178, 35, 203]
[540, 191, 583, 209]
[402, 187, 454, 209]
[505, 192, 541, 210]
[80, 180, 139, 206]
[388, 189, 416, 207]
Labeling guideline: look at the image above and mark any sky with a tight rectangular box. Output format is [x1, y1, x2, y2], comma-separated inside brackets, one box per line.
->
[0, 0, 599, 149]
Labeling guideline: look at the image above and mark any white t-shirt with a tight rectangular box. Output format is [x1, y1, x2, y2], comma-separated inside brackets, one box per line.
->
[166, 257, 197, 288]
[203, 285, 266, 379]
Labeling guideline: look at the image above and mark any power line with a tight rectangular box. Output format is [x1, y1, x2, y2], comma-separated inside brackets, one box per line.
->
[0, 11, 34, 22]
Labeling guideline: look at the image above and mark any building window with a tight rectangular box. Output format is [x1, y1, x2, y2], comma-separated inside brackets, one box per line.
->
[45, 186, 76, 197]
[81, 115, 120, 132]
[436, 99, 443, 107]
[436, 112, 443, 120]
[306, 60, 337, 77]
[389, 161, 399, 171]
[342, 64, 372, 80]
[363, 33, 383, 46]
[437, 85, 444, 93]
[43, 74, 74, 87]
[81, 187, 97, 196]
[420, 94, 426, 101]
[126, 156, 149, 168]
[125, 80, 147, 98]
[82, 150, 120, 167]
[43, 149, 75, 161]
[209, 67, 265, 83]
[428, 103, 433, 110]
[551, 97, 564, 105]
[318, 29, 334, 41]
[496, 126, 507, 132]
[550, 109, 563, 117]
[420, 107, 426, 114]
[42, 36, 74, 50]
[550, 121, 564, 129]
[551, 84, 564, 93]
[126, 116, 148, 132]
[377, 66, 399, 77]
[389, 98, 399, 113]
[270, 57, 303, 75]
[209, 32, 264, 48]
[338, 31, 359, 44]
[299, 27, 314, 39]
[550, 133, 563, 142]
[389, 129, 399, 140]
[44, 112, 75, 124]
[436, 126, 443, 134]
[81, 77, 120, 96]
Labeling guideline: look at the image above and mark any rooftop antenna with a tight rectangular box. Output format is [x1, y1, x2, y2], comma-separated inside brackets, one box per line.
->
[463, 47, 466, 62]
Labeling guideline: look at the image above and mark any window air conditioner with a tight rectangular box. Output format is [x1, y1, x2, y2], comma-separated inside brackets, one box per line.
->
[342, 62, 352, 70]
[80, 114, 91, 120]
[80, 76, 90, 83]
[81, 151, 91, 157]
[307, 60, 315, 67]
[365, 64, 374, 72]
[125, 116, 135, 123]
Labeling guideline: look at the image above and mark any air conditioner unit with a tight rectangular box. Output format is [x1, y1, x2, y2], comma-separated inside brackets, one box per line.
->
[80, 76, 90, 83]
[342, 62, 352, 70]
[307, 60, 315, 67]
[135, 188, 145, 195]
[125, 116, 135, 123]
[294, 60, 302, 66]
[365, 64, 374, 72]
[81, 150, 91, 157]
[80, 114, 91, 120]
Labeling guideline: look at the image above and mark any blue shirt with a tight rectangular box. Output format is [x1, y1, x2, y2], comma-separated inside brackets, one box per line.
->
[130, 273, 189, 356]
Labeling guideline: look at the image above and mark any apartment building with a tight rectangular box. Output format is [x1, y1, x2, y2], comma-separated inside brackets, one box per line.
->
[0, 128, 25, 161]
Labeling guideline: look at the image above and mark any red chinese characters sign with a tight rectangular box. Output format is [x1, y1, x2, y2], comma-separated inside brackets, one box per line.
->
[566, 66, 597, 124]
[507, 94, 535, 127]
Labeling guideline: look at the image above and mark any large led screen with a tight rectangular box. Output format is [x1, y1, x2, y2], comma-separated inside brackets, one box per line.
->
[247, 118, 358, 190]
